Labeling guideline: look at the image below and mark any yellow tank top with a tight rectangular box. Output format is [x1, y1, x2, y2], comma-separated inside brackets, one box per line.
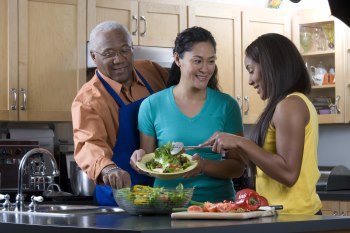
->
[256, 92, 322, 214]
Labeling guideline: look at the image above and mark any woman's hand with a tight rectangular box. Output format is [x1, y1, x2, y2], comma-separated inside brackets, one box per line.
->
[129, 149, 150, 176]
[201, 131, 242, 154]
[182, 153, 206, 178]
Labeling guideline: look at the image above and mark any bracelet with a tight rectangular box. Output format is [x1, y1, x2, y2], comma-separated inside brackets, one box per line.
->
[104, 166, 121, 176]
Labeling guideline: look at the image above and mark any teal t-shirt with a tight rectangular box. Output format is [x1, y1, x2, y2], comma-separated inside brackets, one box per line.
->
[138, 86, 243, 203]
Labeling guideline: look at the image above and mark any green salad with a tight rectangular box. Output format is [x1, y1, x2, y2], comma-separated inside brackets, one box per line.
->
[145, 142, 193, 173]
[124, 183, 188, 205]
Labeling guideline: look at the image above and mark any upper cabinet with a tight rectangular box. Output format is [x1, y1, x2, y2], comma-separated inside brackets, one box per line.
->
[0, 0, 17, 121]
[0, 0, 86, 122]
[188, 2, 242, 97]
[240, 8, 291, 124]
[346, 27, 350, 123]
[87, 0, 187, 47]
[292, 8, 347, 123]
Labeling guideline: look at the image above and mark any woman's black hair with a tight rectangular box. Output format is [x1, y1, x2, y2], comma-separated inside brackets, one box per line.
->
[167, 26, 220, 90]
[246, 33, 311, 146]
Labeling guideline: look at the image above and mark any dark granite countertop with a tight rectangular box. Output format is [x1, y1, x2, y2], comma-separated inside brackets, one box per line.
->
[318, 190, 350, 201]
[1, 210, 350, 233]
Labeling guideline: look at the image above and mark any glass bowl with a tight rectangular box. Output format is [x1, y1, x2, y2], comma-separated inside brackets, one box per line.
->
[113, 185, 193, 215]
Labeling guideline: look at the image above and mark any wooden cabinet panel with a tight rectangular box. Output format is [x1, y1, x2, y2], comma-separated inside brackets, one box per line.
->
[0, 0, 18, 121]
[241, 8, 291, 124]
[188, 3, 241, 97]
[322, 200, 341, 216]
[87, 0, 138, 43]
[16, 0, 86, 121]
[87, 0, 186, 47]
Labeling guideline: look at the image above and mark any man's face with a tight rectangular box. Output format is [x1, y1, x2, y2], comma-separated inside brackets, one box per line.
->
[91, 29, 134, 84]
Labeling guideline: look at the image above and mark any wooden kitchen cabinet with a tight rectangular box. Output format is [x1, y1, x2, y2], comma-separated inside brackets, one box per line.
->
[240, 8, 291, 124]
[188, 2, 242, 97]
[0, 0, 87, 122]
[345, 27, 350, 123]
[292, 8, 347, 124]
[0, 0, 18, 121]
[87, 0, 187, 47]
[322, 200, 350, 216]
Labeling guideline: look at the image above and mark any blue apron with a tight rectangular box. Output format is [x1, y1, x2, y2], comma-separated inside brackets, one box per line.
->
[95, 69, 155, 206]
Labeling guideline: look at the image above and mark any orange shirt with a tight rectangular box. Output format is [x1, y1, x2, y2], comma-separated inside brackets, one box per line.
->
[71, 60, 168, 183]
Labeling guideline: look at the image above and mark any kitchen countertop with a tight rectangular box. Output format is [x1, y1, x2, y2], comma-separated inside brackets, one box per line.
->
[318, 190, 350, 201]
[1, 210, 350, 233]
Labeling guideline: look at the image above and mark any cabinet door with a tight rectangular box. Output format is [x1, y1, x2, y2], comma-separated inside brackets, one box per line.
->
[345, 27, 350, 123]
[18, 0, 86, 121]
[241, 8, 291, 124]
[339, 201, 350, 216]
[87, 0, 138, 44]
[138, 2, 186, 47]
[0, 0, 18, 121]
[188, 3, 242, 98]
[292, 8, 346, 123]
[322, 200, 340, 216]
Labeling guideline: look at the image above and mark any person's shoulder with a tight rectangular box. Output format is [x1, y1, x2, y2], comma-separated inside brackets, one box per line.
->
[275, 93, 309, 122]
[134, 59, 168, 90]
[74, 75, 105, 103]
[209, 88, 236, 102]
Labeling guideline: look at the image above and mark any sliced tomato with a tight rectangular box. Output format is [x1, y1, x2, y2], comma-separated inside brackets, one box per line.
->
[216, 203, 231, 213]
[203, 202, 217, 212]
[187, 205, 203, 212]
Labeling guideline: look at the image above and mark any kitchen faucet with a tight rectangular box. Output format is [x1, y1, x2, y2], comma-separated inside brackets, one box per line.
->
[16, 148, 59, 211]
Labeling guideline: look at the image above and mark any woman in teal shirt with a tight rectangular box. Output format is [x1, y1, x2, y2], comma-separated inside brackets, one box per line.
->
[131, 26, 245, 203]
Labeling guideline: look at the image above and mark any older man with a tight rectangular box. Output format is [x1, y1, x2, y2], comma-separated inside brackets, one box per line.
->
[71, 21, 168, 205]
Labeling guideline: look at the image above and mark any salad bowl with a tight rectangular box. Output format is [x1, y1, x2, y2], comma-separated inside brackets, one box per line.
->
[136, 153, 198, 180]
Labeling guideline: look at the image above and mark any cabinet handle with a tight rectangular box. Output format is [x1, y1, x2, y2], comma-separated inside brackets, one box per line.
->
[20, 88, 27, 111]
[140, 16, 147, 37]
[9, 88, 17, 110]
[236, 95, 242, 111]
[335, 95, 341, 114]
[132, 15, 138, 36]
[243, 96, 250, 115]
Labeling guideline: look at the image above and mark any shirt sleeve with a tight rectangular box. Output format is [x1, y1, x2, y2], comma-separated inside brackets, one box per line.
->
[138, 97, 156, 137]
[71, 97, 115, 184]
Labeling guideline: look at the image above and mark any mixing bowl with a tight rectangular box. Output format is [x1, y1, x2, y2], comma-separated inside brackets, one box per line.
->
[113, 185, 193, 215]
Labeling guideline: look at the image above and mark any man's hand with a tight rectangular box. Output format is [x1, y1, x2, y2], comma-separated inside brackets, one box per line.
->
[100, 165, 131, 189]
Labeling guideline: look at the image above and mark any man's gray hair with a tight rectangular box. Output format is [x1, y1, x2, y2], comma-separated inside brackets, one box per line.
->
[89, 21, 133, 51]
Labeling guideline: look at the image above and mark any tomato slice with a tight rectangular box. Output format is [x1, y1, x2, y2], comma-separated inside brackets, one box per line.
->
[187, 205, 203, 212]
[216, 202, 239, 212]
[203, 202, 217, 212]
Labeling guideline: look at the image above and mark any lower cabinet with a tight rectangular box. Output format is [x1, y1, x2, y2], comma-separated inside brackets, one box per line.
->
[322, 200, 350, 216]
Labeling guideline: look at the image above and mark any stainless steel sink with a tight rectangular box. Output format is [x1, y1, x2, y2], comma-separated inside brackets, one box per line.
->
[1, 205, 125, 217]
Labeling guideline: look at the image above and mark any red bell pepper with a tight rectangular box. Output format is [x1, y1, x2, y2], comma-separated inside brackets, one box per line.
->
[257, 195, 269, 206]
[235, 188, 261, 211]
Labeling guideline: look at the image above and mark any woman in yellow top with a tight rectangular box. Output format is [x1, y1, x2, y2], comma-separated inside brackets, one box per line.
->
[201, 33, 322, 215]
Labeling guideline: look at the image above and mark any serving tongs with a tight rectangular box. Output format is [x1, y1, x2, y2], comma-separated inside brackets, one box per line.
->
[171, 142, 212, 155]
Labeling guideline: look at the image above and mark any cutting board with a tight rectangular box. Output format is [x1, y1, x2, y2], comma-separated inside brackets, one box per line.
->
[171, 210, 276, 220]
